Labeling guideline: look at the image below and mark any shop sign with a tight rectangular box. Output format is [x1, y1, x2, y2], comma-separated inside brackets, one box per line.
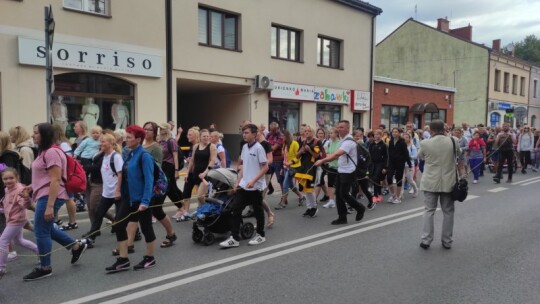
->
[314, 87, 350, 104]
[18, 37, 162, 78]
[490, 112, 500, 123]
[271, 82, 314, 101]
[352, 90, 370, 111]
[497, 102, 511, 110]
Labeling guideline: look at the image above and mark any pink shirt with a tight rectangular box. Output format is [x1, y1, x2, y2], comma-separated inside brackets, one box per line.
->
[1, 183, 31, 225]
[31, 147, 68, 201]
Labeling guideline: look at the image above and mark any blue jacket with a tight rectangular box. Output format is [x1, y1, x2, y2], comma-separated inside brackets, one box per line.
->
[124, 145, 154, 207]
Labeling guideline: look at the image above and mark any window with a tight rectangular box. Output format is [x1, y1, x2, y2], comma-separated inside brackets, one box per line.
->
[512, 74, 518, 95]
[317, 36, 341, 69]
[494, 69, 501, 91]
[381, 105, 408, 129]
[520, 77, 526, 96]
[353, 113, 362, 130]
[531, 115, 537, 128]
[271, 25, 301, 61]
[425, 110, 446, 125]
[64, 0, 109, 16]
[503, 72, 510, 93]
[534, 80, 538, 98]
[269, 101, 300, 135]
[198, 7, 239, 50]
[317, 104, 341, 130]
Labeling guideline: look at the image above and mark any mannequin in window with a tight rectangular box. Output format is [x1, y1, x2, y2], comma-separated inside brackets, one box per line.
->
[111, 99, 129, 130]
[81, 97, 100, 130]
[51, 95, 68, 133]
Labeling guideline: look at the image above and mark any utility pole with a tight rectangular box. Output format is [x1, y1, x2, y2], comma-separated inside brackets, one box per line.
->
[45, 5, 55, 123]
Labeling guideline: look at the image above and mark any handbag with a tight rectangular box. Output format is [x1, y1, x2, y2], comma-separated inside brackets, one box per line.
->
[451, 138, 468, 202]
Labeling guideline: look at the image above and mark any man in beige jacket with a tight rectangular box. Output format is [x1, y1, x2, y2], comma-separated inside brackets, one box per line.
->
[418, 120, 460, 250]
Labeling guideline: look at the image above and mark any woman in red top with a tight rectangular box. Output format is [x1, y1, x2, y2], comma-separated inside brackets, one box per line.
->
[467, 131, 486, 184]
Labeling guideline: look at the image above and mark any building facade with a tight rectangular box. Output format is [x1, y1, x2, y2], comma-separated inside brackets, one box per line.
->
[487, 44, 531, 128]
[375, 18, 489, 126]
[0, 0, 167, 136]
[171, 0, 381, 154]
[529, 65, 540, 128]
[373, 77, 455, 129]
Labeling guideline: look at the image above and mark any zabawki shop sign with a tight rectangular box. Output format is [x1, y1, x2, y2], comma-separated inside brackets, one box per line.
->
[271, 81, 350, 103]
[18, 37, 162, 78]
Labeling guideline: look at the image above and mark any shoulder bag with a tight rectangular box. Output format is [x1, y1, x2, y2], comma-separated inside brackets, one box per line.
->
[451, 138, 468, 202]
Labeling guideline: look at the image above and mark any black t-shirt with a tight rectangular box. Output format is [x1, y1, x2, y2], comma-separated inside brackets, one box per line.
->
[259, 140, 273, 154]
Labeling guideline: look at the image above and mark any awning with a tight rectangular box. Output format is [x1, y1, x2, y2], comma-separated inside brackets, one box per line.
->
[410, 102, 439, 113]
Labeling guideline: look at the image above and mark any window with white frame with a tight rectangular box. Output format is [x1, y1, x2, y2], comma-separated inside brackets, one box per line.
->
[533, 79, 538, 98]
[64, 0, 109, 16]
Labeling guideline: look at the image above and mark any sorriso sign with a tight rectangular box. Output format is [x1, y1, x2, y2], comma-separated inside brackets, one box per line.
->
[18, 37, 162, 78]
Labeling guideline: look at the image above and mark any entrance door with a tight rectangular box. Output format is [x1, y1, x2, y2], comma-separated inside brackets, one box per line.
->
[413, 114, 422, 130]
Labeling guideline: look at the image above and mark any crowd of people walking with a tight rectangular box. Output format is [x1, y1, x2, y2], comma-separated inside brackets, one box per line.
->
[1, 117, 539, 281]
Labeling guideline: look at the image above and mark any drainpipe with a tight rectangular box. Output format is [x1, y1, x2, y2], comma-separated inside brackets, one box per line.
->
[369, 15, 375, 129]
[165, 0, 173, 122]
[485, 50, 491, 126]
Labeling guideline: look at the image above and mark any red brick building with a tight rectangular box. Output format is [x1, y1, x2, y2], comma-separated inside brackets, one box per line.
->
[372, 76, 455, 130]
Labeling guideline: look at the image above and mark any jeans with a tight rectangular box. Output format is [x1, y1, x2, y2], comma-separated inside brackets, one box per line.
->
[34, 196, 76, 268]
[282, 168, 295, 194]
[269, 161, 284, 185]
[421, 192, 454, 246]
[496, 150, 514, 180]
[469, 157, 483, 181]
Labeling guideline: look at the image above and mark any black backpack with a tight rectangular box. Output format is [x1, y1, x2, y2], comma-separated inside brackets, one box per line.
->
[167, 139, 185, 171]
[0, 150, 32, 187]
[343, 138, 371, 178]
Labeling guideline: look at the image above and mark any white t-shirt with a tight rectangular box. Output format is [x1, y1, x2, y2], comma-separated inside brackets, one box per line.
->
[101, 152, 124, 198]
[214, 143, 226, 168]
[337, 135, 357, 174]
[59, 142, 73, 155]
[239, 141, 267, 191]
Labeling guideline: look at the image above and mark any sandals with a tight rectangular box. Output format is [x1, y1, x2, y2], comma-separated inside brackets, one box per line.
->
[267, 214, 275, 229]
[298, 196, 306, 206]
[112, 245, 134, 256]
[160, 234, 178, 248]
[60, 222, 78, 231]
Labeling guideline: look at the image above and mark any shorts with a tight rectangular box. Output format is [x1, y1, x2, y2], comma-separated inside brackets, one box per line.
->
[490, 150, 499, 162]
[326, 167, 338, 187]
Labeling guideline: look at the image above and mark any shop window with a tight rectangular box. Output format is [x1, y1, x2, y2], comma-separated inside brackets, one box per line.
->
[198, 6, 239, 51]
[317, 36, 341, 69]
[269, 101, 300, 136]
[64, 0, 110, 16]
[271, 25, 301, 61]
[316, 104, 341, 130]
[381, 105, 408, 129]
[425, 110, 446, 126]
[52, 73, 134, 138]
[353, 113, 362, 130]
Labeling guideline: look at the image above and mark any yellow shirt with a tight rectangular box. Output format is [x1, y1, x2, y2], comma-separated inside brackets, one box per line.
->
[284, 140, 301, 168]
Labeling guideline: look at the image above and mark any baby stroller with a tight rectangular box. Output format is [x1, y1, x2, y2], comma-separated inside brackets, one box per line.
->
[192, 168, 255, 246]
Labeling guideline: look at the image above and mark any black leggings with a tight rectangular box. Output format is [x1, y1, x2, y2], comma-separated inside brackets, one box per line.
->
[162, 161, 183, 208]
[89, 196, 120, 236]
[387, 161, 405, 187]
[371, 162, 386, 196]
[114, 199, 156, 243]
[519, 151, 531, 169]
[151, 196, 167, 221]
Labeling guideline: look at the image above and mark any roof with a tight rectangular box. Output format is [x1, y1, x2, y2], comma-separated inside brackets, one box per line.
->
[331, 0, 382, 16]
[374, 76, 457, 93]
[377, 18, 489, 50]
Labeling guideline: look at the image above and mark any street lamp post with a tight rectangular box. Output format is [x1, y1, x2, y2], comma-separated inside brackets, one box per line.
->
[45, 5, 55, 123]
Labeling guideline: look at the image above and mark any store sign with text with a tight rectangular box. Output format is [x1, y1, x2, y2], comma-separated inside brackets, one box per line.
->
[271, 81, 350, 103]
[352, 90, 370, 111]
[18, 37, 162, 78]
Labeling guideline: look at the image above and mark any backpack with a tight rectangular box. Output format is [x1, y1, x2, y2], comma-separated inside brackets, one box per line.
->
[47, 146, 87, 193]
[17, 145, 39, 161]
[216, 143, 231, 168]
[167, 139, 185, 171]
[343, 138, 371, 178]
[139, 152, 169, 198]
[0, 150, 32, 186]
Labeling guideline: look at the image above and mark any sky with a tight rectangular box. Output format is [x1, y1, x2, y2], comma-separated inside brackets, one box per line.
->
[371, 0, 540, 47]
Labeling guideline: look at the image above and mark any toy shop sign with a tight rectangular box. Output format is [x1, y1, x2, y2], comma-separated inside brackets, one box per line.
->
[18, 37, 162, 78]
[271, 81, 350, 104]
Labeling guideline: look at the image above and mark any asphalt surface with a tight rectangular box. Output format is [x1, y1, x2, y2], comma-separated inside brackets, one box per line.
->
[1, 172, 540, 304]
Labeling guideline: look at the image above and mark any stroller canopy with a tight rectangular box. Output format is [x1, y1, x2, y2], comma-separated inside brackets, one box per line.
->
[207, 168, 238, 188]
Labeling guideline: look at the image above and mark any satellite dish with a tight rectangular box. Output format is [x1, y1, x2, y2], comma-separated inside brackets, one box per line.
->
[504, 43, 514, 52]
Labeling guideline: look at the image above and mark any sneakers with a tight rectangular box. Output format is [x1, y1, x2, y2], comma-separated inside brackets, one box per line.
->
[331, 218, 347, 225]
[219, 236, 240, 248]
[356, 209, 365, 221]
[60, 222, 78, 231]
[521, 169, 527, 174]
[367, 200, 375, 210]
[408, 188, 415, 194]
[412, 191, 418, 198]
[392, 198, 402, 204]
[319, 195, 329, 203]
[0, 268, 5, 280]
[175, 215, 190, 222]
[23, 267, 52, 281]
[382, 189, 389, 195]
[473, 180, 478, 184]
[387, 196, 395, 203]
[302, 209, 310, 217]
[133, 256, 156, 271]
[323, 200, 336, 208]
[106, 257, 131, 273]
[71, 242, 88, 264]
[112, 245, 135, 256]
[309, 208, 319, 218]
[248, 234, 266, 246]
[7, 251, 17, 262]
[532, 167, 538, 172]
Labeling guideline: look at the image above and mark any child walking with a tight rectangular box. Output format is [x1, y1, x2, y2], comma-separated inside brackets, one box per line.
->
[0, 168, 38, 280]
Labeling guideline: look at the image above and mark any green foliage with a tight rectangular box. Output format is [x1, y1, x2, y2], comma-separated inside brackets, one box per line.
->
[514, 35, 540, 66]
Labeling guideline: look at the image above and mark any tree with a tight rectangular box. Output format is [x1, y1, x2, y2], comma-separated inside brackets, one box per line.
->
[514, 35, 540, 66]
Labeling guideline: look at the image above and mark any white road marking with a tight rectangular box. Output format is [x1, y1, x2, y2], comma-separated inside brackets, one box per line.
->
[464, 195, 479, 201]
[60, 207, 425, 304]
[512, 176, 540, 185]
[521, 179, 540, 186]
[488, 187, 508, 193]
[99, 211, 426, 304]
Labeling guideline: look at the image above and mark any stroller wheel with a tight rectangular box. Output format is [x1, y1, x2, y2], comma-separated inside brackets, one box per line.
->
[240, 222, 255, 240]
[192, 228, 203, 244]
[203, 233, 215, 246]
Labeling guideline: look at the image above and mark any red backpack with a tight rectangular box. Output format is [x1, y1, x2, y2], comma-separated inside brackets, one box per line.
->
[47, 146, 87, 193]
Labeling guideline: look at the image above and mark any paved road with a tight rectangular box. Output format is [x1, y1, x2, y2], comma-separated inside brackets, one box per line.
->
[1, 174, 540, 304]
